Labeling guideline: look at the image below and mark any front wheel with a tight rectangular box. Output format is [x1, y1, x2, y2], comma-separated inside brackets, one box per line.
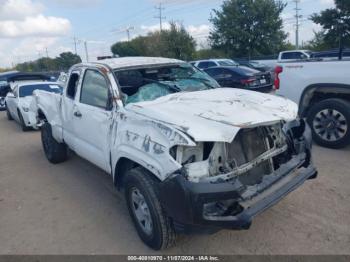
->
[307, 98, 350, 149]
[41, 123, 68, 164]
[6, 106, 13, 121]
[18, 110, 30, 132]
[124, 167, 176, 250]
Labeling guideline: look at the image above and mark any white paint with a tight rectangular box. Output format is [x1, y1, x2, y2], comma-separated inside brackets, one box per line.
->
[276, 60, 350, 104]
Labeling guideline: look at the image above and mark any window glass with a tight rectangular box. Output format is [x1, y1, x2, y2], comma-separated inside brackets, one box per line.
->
[197, 62, 209, 69]
[19, 84, 62, 97]
[67, 72, 80, 99]
[205, 68, 223, 77]
[115, 63, 220, 104]
[281, 52, 304, 60]
[80, 70, 109, 109]
[218, 60, 238, 66]
[206, 61, 217, 68]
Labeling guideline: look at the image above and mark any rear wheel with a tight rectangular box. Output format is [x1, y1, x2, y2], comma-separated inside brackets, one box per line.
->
[124, 167, 176, 250]
[41, 122, 68, 164]
[307, 98, 350, 149]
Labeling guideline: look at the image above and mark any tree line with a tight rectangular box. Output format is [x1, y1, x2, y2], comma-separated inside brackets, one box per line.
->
[12, 52, 82, 72]
[111, 0, 350, 60]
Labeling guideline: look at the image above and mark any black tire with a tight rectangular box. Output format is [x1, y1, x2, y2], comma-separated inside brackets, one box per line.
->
[124, 167, 176, 250]
[6, 106, 13, 121]
[41, 122, 68, 164]
[307, 98, 350, 149]
[17, 110, 30, 132]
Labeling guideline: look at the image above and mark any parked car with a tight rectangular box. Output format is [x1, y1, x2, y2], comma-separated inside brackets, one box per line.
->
[33, 57, 317, 250]
[252, 50, 313, 68]
[190, 59, 239, 69]
[204, 66, 273, 93]
[6, 82, 62, 131]
[275, 59, 350, 148]
[0, 71, 20, 111]
[237, 60, 272, 72]
[312, 48, 350, 60]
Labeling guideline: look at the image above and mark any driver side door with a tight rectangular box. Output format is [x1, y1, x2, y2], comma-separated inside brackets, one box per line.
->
[72, 68, 114, 172]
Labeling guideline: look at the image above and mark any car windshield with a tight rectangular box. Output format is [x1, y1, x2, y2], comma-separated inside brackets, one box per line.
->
[218, 60, 238, 66]
[19, 84, 62, 97]
[114, 63, 220, 104]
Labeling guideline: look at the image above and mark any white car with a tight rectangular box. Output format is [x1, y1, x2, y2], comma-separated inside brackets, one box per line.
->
[190, 59, 239, 69]
[5, 82, 62, 131]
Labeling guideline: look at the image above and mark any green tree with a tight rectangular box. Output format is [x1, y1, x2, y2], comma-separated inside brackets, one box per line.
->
[15, 52, 82, 72]
[111, 22, 196, 60]
[56, 52, 82, 70]
[160, 22, 196, 60]
[209, 0, 287, 58]
[193, 48, 226, 60]
[303, 30, 333, 51]
[311, 0, 350, 49]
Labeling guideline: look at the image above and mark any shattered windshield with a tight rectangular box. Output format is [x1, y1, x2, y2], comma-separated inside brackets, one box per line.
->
[114, 63, 220, 104]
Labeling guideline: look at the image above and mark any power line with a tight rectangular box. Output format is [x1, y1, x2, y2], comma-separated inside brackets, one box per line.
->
[155, 2, 166, 31]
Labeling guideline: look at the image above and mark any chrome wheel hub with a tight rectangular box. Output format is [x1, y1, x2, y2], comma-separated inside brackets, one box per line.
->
[131, 188, 153, 236]
[313, 109, 348, 142]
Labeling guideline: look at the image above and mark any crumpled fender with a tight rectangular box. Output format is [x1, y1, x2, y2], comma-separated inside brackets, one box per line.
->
[111, 109, 195, 182]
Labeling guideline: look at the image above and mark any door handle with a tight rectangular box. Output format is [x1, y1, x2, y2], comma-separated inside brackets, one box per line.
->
[73, 111, 82, 118]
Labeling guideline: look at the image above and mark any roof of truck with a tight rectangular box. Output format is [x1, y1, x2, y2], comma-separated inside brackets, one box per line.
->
[91, 57, 185, 69]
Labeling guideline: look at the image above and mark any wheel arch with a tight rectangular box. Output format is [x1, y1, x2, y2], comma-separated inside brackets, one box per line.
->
[299, 83, 350, 117]
[37, 107, 48, 122]
[113, 157, 162, 190]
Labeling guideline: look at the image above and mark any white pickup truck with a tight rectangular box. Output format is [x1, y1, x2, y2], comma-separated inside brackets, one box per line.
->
[33, 57, 317, 250]
[275, 59, 350, 148]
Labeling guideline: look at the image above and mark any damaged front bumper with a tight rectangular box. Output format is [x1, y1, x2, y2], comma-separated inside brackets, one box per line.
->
[158, 122, 317, 234]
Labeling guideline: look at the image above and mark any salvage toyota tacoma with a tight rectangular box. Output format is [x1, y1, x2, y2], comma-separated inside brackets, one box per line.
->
[33, 57, 317, 250]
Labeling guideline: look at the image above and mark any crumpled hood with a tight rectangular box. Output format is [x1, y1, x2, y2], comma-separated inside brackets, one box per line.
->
[126, 88, 298, 142]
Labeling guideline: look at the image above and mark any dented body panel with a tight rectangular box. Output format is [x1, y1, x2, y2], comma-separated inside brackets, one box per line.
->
[35, 57, 316, 233]
[127, 88, 298, 143]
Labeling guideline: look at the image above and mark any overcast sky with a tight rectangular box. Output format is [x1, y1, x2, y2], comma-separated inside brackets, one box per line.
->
[0, 0, 335, 68]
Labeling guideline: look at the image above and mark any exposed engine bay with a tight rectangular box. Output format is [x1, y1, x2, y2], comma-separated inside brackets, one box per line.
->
[174, 122, 301, 185]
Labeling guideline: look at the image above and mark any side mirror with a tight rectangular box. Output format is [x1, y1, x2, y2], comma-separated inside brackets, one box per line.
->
[7, 92, 15, 98]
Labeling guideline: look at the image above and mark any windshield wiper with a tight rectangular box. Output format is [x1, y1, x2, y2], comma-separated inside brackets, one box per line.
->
[144, 78, 181, 92]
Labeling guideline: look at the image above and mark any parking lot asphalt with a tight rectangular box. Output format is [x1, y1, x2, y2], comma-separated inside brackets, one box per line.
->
[0, 111, 350, 255]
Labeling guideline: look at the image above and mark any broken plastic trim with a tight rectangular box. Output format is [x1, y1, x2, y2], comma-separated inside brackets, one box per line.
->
[202, 144, 288, 183]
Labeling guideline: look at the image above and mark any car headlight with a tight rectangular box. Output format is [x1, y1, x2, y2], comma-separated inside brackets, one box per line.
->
[22, 106, 29, 112]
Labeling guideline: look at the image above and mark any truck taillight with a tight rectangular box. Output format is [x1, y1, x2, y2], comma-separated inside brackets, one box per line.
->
[274, 66, 283, 90]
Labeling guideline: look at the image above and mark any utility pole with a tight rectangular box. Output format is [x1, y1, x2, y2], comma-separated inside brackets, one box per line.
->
[126, 26, 134, 41]
[73, 36, 78, 55]
[155, 2, 166, 31]
[293, 0, 302, 49]
[84, 41, 89, 62]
